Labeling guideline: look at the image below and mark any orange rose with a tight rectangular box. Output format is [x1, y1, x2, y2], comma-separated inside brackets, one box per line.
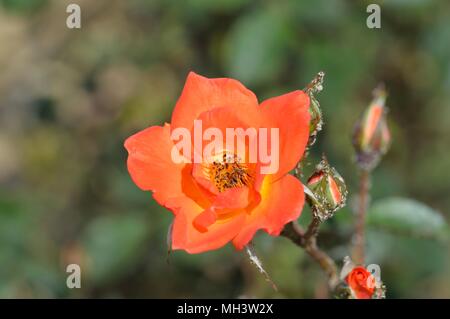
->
[124, 72, 310, 253]
[345, 266, 376, 299]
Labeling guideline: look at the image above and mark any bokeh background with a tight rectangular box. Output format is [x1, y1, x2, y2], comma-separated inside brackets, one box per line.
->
[1, 0, 449, 298]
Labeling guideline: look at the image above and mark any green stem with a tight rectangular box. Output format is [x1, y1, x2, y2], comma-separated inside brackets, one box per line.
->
[352, 169, 371, 264]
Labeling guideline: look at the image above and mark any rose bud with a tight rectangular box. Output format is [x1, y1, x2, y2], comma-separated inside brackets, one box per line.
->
[345, 266, 379, 299]
[352, 85, 391, 171]
[306, 157, 347, 220]
[337, 257, 386, 299]
[345, 266, 375, 299]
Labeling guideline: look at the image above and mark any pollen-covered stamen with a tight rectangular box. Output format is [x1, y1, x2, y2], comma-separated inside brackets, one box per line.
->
[205, 152, 253, 193]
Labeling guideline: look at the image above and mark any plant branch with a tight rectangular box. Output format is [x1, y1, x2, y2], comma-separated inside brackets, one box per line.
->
[281, 220, 339, 290]
[305, 210, 324, 239]
[352, 169, 371, 264]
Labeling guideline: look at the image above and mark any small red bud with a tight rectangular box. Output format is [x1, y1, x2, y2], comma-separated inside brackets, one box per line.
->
[345, 266, 376, 299]
[336, 257, 386, 299]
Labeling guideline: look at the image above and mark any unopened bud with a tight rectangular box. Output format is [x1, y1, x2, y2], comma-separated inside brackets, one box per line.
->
[306, 157, 347, 220]
[353, 85, 391, 170]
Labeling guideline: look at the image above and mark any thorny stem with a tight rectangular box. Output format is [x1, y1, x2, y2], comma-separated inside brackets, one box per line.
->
[282, 71, 339, 292]
[281, 220, 339, 291]
[352, 169, 370, 264]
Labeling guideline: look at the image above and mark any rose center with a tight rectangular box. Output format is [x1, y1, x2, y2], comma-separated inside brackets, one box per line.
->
[205, 152, 252, 193]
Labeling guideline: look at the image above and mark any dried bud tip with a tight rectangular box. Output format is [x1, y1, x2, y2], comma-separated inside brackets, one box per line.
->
[305, 71, 325, 94]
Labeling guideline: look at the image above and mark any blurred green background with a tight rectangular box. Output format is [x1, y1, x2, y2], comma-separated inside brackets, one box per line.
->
[0, 0, 449, 298]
